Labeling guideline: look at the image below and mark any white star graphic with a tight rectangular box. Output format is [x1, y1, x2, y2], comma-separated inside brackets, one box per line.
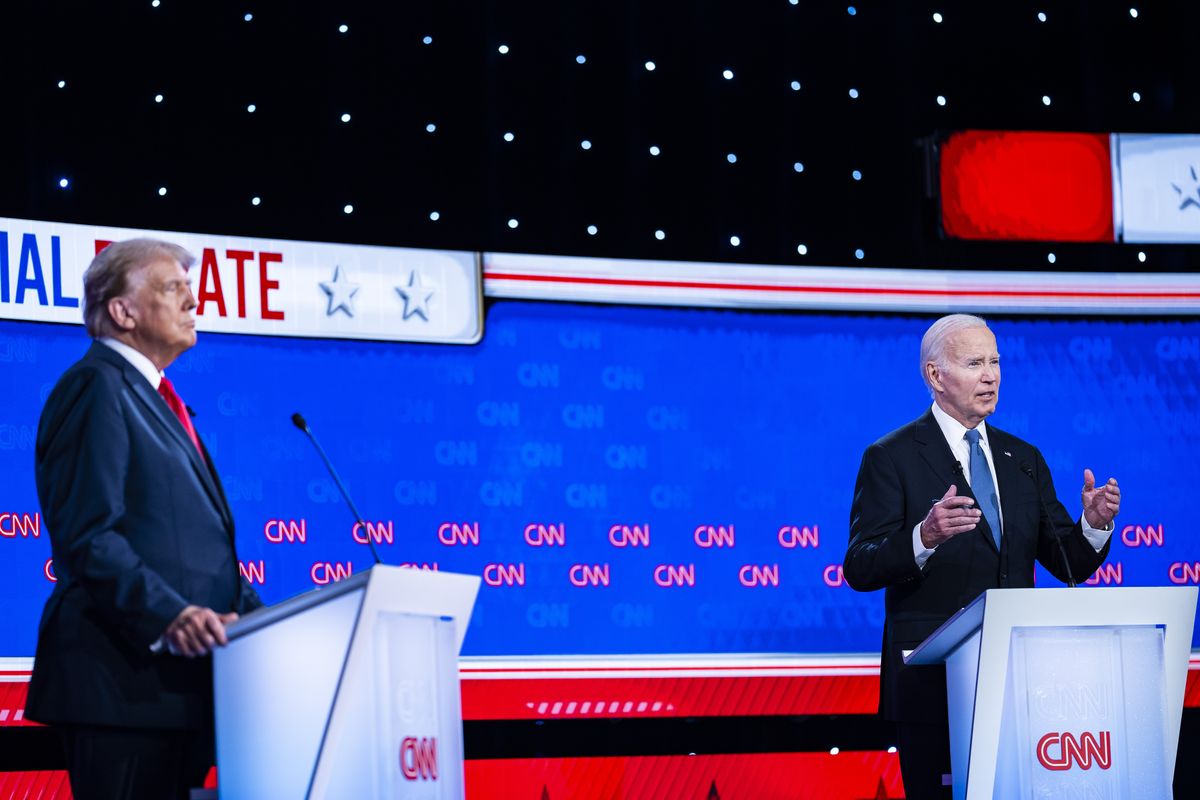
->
[396, 270, 434, 321]
[1171, 165, 1200, 212]
[319, 265, 360, 317]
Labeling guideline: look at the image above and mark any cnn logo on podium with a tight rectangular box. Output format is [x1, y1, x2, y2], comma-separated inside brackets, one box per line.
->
[400, 736, 438, 781]
[1035, 731, 1112, 771]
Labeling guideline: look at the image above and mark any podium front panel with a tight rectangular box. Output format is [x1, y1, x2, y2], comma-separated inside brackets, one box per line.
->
[1003, 625, 1169, 800]
[215, 587, 365, 799]
[371, 614, 462, 799]
[310, 568, 474, 799]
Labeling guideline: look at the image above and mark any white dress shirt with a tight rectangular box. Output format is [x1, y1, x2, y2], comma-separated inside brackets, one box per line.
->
[912, 402, 1111, 567]
[98, 337, 163, 390]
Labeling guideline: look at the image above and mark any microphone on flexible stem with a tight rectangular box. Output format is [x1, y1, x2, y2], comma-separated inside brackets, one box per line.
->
[1020, 460, 1075, 588]
[291, 412, 383, 565]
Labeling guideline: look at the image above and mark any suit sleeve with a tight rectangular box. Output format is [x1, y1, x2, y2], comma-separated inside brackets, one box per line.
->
[36, 367, 189, 649]
[843, 442, 924, 592]
[238, 582, 264, 614]
[1028, 447, 1111, 584]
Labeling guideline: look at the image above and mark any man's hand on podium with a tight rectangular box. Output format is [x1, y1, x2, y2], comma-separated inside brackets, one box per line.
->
[165, 605, 239, 658]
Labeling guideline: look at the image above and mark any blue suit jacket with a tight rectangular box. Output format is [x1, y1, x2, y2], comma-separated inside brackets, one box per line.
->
[26, 342, 261, 730]
[843, 409, 1110, 722]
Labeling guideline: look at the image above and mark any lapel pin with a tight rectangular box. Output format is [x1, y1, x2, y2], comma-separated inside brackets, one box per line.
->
[1003, 451, 1012, 457]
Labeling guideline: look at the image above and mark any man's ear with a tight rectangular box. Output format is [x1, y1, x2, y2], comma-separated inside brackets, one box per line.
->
[925, 362, 943, 394]
[107, 296, 136, 332]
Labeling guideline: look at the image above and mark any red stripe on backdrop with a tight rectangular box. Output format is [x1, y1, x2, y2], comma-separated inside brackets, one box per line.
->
[461, 675, 880, 720]
[940, 130, 1115, 242]
[483, 272, 1200, 300]
[459, 663, 880, 674]
[464, 752, 905, 800]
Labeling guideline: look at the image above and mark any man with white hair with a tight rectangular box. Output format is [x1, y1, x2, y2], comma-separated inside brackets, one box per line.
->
[25, 238, 262, 799]
[843, 313, 1121, 799]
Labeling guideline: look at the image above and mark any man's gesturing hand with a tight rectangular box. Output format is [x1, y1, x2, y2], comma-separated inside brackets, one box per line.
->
[164, 605, 238, 658]
[1082, 469, 1121, 530]
[920, 484, 982, 549]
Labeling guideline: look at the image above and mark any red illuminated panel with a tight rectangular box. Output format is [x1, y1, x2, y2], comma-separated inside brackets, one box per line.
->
[461, 674, 880, 720]
[465, 752, 904, 800]
[1186, 662, 1200, 708]
[0, 755, 904, 800]
[0, 772, 72, 800]
[0, 682, 38, 727]
[940, 130, 1115, 242]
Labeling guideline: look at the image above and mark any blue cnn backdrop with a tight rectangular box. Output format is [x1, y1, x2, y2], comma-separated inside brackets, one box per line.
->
[0, 303, 1196, 656]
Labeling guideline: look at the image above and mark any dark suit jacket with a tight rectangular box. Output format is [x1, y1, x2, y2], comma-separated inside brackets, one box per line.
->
[843, 408, 1110, 723]
[26, 342, 261, 730]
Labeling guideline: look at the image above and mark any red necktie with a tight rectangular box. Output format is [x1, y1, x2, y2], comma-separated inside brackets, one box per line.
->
[157, 376, 205, 460]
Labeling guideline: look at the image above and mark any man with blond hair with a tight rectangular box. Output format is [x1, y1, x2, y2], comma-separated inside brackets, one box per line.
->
[843, 313, 1121, 799]
[26, 238, 262, 799]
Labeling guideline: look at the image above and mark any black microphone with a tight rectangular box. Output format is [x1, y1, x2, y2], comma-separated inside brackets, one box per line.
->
[292, 412, 383, 565]
[1020, 460, 1075, 588]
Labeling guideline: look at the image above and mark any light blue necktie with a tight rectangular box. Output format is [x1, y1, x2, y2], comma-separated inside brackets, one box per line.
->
[965, 428, 1002, 549]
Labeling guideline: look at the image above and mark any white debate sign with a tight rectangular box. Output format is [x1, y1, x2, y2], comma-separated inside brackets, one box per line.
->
[0, 217, 483, 344]
[1117, 133, 1200, 244]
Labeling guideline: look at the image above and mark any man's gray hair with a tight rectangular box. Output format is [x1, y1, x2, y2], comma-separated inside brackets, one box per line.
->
[82, 238, 195, 338]
[919, 313, 990, 396]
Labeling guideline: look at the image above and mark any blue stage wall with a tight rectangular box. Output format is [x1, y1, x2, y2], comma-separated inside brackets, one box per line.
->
[1, 303, 1196, 656]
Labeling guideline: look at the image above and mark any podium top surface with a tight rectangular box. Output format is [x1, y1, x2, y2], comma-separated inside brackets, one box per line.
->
[226, 570, 371, 642]
[905, 586, 1198, 666]
[225, 565, 482, 652]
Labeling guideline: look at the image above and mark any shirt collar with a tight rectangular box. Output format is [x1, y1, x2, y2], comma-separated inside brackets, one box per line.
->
[98, 337, 162, 390]
[930, 401, 989, 447]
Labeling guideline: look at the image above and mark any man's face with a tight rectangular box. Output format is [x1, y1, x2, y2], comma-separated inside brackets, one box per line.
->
[121, 258, 197, 369]
[929, 326, 1000, 428]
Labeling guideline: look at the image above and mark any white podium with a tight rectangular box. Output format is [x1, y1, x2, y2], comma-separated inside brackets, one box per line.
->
[907, 587, 1197, 800]
[213, 566, 481, 799]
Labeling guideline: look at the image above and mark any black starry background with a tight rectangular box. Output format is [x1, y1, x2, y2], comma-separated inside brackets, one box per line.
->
[4, 0, 1200, 273]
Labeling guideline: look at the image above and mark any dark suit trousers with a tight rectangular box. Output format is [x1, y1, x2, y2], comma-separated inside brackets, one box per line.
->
[897, 720, 952, 800]
[57, 724, 213, 800]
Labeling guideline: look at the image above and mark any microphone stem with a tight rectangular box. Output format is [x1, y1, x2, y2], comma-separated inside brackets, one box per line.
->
[299, 421, 383, 565]
[1023, 464, 1075, 587]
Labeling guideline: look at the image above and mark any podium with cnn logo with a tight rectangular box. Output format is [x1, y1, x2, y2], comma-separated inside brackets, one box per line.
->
[907, 587, 1197, 800]
[212, 566, 481, 799]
